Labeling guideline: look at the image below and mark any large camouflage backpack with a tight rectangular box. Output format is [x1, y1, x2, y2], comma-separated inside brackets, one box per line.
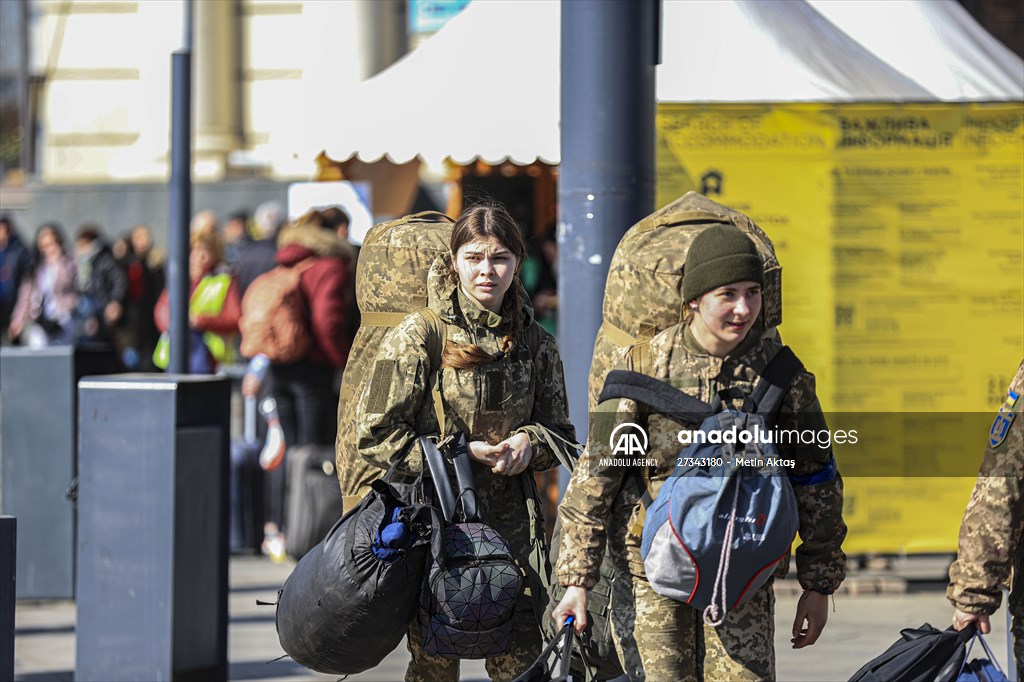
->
[336, 211, 455, 509]
[588, 191, 782, 410]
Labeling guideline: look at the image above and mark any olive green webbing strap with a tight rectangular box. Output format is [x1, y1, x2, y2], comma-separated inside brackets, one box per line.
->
[360, 311, 418, 328]
[416, 307, 448, 441]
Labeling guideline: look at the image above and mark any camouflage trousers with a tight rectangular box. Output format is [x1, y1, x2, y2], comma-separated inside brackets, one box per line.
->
[632, 575, 777, 682]
[404, 595, 542, 682]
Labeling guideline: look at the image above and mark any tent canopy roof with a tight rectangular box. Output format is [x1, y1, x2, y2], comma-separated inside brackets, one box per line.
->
[322, 0, 1024, 166]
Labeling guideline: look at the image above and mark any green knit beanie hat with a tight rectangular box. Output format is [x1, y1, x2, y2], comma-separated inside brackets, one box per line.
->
[683, 224, 764, 302]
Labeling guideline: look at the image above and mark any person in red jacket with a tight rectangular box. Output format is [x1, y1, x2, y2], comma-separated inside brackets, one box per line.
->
[241, 209, 356, 558]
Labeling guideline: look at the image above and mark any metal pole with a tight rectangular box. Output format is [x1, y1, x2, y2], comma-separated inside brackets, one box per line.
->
[168, 0, 194, 374]
[558, 0, 658, 455]
[17, 0, 32, 174]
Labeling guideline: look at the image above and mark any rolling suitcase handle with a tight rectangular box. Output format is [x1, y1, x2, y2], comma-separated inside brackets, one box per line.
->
[244, 396, 257, 444]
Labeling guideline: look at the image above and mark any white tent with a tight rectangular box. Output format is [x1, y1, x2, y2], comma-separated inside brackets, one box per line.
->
[321, 0, 1024, 166]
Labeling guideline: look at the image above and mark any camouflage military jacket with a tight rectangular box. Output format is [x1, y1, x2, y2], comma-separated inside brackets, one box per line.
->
[355, 255, 576, 482]
[948, 358, 1024, 615]
[556, 322, 847, 594]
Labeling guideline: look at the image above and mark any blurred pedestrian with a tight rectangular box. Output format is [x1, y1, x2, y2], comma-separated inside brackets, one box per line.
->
[115, 225, 164, 370]
[240, 209, 355, 556]
[0, 215, 33, 345]
[223, 209, 251, 268]
[8, 223, 78, 347]
[153, 228, 241, 373]
[190, 209, 219, 238]
[73, 224, 127, 347]
[949, 358, 1023, 678]
[234, 200, 286, 297]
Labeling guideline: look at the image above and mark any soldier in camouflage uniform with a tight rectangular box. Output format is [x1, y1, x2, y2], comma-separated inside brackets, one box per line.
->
[553, 225, 847, 681]
[355, 204, 577, 682]
[948, 358, 1024, 678]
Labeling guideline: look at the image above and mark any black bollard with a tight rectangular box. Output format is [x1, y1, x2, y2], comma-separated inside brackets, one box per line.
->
[0, 516, 15, 681]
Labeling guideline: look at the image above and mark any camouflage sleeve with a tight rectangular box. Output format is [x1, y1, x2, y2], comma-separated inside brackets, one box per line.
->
[948, 359, 1024, 615]
[353, 314, 434, 476]
[555, 350, 636, 590]
[518, 330, 578, 472]
[779, 371, 848, 594]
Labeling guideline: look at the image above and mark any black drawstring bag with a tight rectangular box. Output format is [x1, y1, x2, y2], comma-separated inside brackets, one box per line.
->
[848, 622, 976, 682]
[275, 461, 440, 675]
[513, 615, 576, 682]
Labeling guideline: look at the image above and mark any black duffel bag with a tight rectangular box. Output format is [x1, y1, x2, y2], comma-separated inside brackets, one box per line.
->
[848, 622, 976, 682]
[275, 466, 439, 675]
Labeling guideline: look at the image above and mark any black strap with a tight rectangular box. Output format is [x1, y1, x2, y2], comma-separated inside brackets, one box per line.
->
[449, 434, 479, 523]
[599, 370, 713, 423]
[742, 346, 803, 420]
[421, 436, 458, 523]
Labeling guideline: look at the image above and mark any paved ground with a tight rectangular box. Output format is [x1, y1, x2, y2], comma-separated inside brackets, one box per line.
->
[12, 555, 1017, 682]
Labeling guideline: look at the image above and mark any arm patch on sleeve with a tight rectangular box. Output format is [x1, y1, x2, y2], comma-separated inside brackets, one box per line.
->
[367, 359, 397, 414]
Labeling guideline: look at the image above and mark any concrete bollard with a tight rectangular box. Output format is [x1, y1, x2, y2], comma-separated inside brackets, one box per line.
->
[75, 374, 230, 682]
[0, 346, 119, 599]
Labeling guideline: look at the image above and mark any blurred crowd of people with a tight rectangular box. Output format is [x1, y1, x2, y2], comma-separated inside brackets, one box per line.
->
[1, 214, 165, 365]
[0, 202, 362, 377]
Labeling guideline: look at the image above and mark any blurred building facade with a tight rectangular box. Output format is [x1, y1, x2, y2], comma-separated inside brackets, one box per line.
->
[19, 0, 408, 184]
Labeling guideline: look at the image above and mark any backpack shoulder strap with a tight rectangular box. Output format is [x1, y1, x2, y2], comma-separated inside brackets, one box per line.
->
[416, 307, 449, 440]
[599, 369, 713, 422]
[743, 345, 804, 420]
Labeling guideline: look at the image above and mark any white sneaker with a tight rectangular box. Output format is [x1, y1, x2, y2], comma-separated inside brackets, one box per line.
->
[259, 420, 286, 471]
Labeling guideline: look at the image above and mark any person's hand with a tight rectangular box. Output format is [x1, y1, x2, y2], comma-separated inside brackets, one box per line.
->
[791, 590, 829, 649]
[468, 440, 505, 467]
[241, 374, 261, 398]
[552, 586, 588, 635]
[104, 300, 123, 325]
[953, 609, 990, 634]
[492, 432, 533, 476]
[8, 320, 22, 340]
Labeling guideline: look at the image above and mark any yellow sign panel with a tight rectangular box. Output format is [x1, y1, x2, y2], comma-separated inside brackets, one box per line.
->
[657, 103, 1024, 554]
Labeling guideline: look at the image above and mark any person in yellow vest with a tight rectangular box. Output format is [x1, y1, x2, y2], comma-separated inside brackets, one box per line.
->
[153, 229, 241, 373]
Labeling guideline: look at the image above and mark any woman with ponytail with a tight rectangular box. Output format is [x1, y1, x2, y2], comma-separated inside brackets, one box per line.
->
[355, 203, 577, 682]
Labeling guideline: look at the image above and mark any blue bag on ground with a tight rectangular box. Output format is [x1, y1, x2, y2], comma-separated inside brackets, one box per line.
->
[275, 474, 438, 675]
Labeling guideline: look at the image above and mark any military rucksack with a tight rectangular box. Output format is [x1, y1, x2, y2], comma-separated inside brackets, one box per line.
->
[588, 191, 781, 411]
[336, 211, 455, 507]
[239, 260, 315, 363]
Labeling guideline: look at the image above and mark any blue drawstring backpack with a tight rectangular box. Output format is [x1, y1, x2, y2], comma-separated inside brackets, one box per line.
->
[600, 346, 825, 624]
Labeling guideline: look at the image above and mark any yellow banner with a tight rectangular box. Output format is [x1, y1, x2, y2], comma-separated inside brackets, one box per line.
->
[657, 102, 1024, 554]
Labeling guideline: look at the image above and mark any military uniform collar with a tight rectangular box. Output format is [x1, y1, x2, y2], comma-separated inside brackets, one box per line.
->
[457, 286, 507, 329]
[682, 322, 763, 362]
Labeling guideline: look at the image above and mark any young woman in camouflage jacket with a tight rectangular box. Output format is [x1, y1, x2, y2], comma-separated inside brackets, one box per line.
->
[355, 203, 577, 682]
[552, 225, 847, 681]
